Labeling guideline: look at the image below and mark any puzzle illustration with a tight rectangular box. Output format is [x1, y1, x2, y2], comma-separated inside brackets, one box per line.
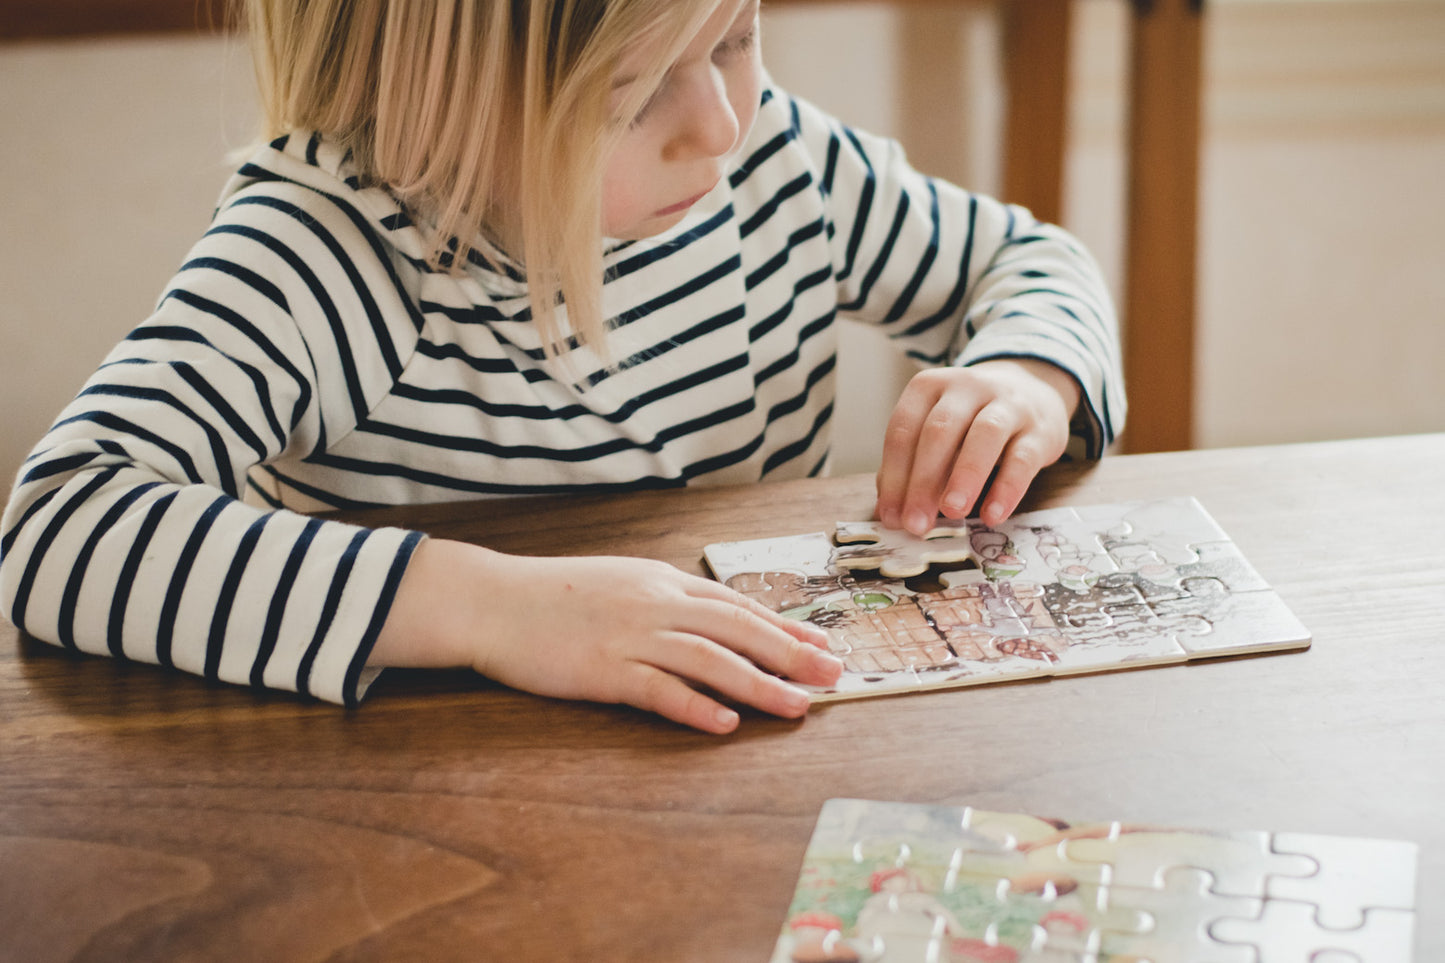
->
[771, 798, 1418, 963]
[703, 498, 1310, 702]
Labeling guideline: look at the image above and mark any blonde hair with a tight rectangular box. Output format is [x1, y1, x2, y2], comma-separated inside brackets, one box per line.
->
[242, 0, 721, 359]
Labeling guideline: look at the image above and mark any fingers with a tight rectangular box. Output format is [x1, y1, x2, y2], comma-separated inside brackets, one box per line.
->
[613, 573, 843, 734]
[970, 435, 1052, 526]
[875, 376, 941, 531]
[876, 362, 1076, 533]
[623, 633, 817, 733]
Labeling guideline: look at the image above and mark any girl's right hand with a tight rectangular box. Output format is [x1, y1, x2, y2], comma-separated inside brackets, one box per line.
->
[371, 538, 844, 734]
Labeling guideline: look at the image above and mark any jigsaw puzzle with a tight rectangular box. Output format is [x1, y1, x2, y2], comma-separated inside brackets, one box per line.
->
[703, 498, 1310, 702]
[771, 798, 1418, 963]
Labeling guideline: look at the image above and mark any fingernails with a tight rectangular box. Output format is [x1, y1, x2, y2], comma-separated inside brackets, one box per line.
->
[811, 646, 843, 671]
[906, 511, 932, 536]
[782, 686, 811, 715]
[942, 493, 970, 517]
[714, 706, 740, 731]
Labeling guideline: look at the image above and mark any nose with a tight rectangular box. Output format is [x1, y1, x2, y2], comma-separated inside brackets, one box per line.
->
[664, 67, 740, 161]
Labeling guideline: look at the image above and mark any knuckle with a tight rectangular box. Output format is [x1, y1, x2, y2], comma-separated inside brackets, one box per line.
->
[635, 666, 675, 711]
[972, 407, 1016, 438]
[882, 419, 923, 451]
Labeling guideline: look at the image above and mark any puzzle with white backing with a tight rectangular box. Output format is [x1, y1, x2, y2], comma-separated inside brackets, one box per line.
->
[703, 497, 1310, 702]
[771, 798, 1417, 963]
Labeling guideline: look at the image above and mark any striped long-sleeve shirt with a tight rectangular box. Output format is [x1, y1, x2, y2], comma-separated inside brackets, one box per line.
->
[0, 86, 1124, 705]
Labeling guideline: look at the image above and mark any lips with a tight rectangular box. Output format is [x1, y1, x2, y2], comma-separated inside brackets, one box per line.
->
[654, 182, 718, 218]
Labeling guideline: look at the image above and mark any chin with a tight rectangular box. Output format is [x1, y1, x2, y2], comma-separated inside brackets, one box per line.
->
[608, 211, 688, 242]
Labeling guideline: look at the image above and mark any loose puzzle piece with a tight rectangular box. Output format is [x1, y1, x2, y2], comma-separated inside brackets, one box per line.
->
[770, 799, 1418, 963]
[833, 520, 979, 578]
[703, 497, 1311, 703]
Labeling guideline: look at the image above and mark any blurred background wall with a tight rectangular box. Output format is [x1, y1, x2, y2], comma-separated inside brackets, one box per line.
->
[2, 0, 1443, 485]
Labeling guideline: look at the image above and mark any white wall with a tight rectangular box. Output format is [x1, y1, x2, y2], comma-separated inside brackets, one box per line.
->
[0, 34, 258, 485]
[2, 0, 1443, 489]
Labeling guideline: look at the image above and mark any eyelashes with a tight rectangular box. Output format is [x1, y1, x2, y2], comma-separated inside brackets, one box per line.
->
[623, 21, 759, 129]
[714, 25, 758, 61]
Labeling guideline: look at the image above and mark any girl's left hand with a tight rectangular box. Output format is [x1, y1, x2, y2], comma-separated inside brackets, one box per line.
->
[874, 358, 1081, 535]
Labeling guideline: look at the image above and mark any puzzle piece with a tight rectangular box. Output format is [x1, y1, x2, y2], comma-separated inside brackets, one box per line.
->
[833, 520, 979, 578]
[1209, 900, 1416, 963]
[1095, 867, 1261, 963]
[1061, 827, 1317, 898]
[772, 801, 1418, 963]
[1265, 833, 1419, 928]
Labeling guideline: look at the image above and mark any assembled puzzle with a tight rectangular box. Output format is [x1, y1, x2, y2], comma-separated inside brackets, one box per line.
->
[770, 799, 1418, 962]
[703, 497, 1310, 702]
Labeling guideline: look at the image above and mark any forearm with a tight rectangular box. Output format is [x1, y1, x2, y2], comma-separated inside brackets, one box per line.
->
[368, 537, 497, 671]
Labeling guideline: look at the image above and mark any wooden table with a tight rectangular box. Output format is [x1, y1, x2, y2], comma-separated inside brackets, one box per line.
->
[3, 434, 1441, 961]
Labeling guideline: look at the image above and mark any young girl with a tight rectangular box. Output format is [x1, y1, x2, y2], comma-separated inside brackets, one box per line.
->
[0, 0, 1123, 734]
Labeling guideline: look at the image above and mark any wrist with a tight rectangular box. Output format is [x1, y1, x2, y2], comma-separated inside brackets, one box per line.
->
[369, 537, 501, 670]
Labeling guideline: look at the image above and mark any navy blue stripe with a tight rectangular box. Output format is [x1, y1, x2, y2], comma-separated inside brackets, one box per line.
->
[356, 416, 645, 462]
[46, 411, 203, 486]
[592, 298, 745, 388]
[156, 496, 229, 669]
[0, 486, 61, 558]
[755, 314, 835, 389]
[127, 326, 287, 449]
[230, 166, 431, 328]
[7, 467, 120, 637]
[205, 222, 372, 418]
[820, 126, 841, 199]
[147, 289, 317, 431]
[307, 449, 682, 497]
[749, 266, 833, 344]
[296, 528, 364, 698]
[108, 490, 178, 658]
[738, 173, 812, 239]
[607, 254, 741, 345]
[880, 180, 941, 323]
[762, 400, 834, 478]
[177, 256, 290, 315]
[172, 363, 270, 463]
[343, 529, 426, 707]
[609, 207, 734, 279]
[58, 482, 161, 650]
[744, 218, 827, 290]
[730, 127, 794, 190]
[245, 472, 286, 509]
[132, 315, 296, 439]
[206, 511, 273, 683]
[257, 468, 366, 510]
[836, 127, 876, 285]
[19, 450, 103, 488]
[251, 517, 322, 687]
[411, 336, 533, 376]
[896, 195, 979, 339]
[841, 190, 910, 312]
[653, 398, 756, 448]
[232, 193, 421, 370]
[763, 353, 836, 427]
[74, 387, 234, 495]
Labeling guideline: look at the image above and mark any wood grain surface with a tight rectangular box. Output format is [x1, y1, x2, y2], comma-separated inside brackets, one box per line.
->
[4, 435, 1442, 961]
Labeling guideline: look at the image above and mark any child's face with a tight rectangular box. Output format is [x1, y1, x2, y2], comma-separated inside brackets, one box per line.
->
[603, 0, 762, 240]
